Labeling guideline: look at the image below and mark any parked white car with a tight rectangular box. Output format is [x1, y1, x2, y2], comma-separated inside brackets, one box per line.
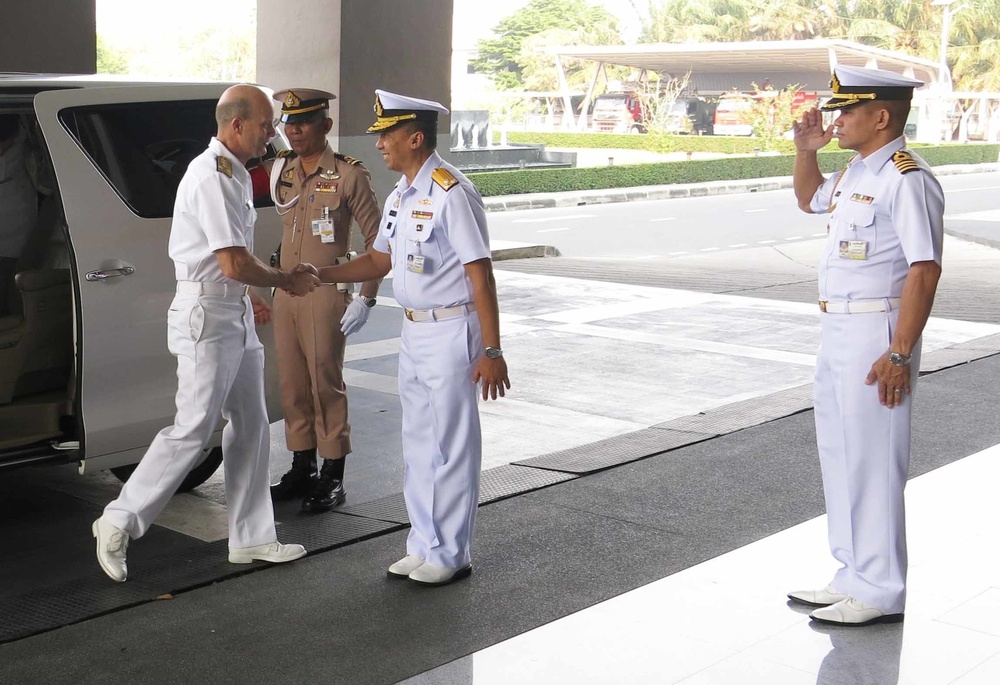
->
[0, 76, 282, 489]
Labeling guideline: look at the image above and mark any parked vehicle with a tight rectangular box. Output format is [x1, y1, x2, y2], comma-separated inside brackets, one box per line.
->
[713, 89, 819, 137]
[0, 75, 283, 489]
[591, 92, 645, 134]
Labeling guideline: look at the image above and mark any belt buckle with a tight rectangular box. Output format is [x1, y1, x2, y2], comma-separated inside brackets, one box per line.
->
[818, 300, 828, 313]
[405, 309, 414, 321]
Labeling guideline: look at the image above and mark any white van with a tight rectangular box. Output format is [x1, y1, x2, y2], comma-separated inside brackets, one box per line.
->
[0, 76, 282, 490]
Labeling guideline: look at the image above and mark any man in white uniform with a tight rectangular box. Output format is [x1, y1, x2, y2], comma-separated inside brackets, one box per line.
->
[788, 66, 944, 625]
[306, 90, 510, 586]
[92, 85, 321, 582]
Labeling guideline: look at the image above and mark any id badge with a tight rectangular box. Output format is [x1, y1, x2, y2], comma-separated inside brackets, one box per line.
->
[314, 219, 335, 243]
[406, 254, 426, 274]
[839, 240, 868, 260]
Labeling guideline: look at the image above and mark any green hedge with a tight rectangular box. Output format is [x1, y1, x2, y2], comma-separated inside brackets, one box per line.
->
[469, 144, 999, 197]
[493, 130, 810, 155]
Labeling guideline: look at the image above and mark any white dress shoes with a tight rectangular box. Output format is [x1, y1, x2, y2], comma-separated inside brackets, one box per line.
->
[787, 585, 849, 607]
[228, 541, 307, 564]
[387, 554, 425, 578]
[408, 562, 472, 586]
[93, 518, 129, 582]
[810, 597, 904, 626]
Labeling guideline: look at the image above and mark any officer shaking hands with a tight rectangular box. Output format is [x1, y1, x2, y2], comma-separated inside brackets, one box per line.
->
[267, 88, 382, 513]
[788, 65, 944, 626]
[93, 85, 319, 582]
[303, 89, 510, 586]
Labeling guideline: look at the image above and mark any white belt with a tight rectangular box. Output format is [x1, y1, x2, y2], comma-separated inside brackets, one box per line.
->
[404, 303, 476, 322]
[176, 281, 249, 298]
[819, 298, 901, 314]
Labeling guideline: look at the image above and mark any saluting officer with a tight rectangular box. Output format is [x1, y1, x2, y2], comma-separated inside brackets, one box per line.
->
[788, 65, 944, 626]
[303, 89, 510, 586]
[267, 88, 382, 512]
[93, 85, 318, 582]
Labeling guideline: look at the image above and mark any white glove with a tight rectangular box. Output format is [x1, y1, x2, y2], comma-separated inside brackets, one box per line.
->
[340, 297, 371, 336]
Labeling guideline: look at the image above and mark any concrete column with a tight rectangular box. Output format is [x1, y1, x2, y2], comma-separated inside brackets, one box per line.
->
[0, 0, 96, 74]
[257, 0, 453, 200]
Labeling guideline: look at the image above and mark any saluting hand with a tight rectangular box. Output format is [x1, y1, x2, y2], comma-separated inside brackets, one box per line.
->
[792, 107, 835, 152]
[474, 357, 510, 401]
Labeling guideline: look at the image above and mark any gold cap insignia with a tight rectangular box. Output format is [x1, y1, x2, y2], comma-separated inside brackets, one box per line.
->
[374, 93, 383, 117]
[285, 91, 301, 108]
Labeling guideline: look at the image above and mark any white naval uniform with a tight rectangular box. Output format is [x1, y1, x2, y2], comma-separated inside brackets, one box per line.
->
[809, 136, 944, 613]
[103, 138, 277, 549]
[373, 151, 491, 569]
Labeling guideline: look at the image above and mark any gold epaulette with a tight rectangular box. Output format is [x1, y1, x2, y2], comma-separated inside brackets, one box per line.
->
[892, 150, 921, 175]
[431, 167, 459, 192]
[335, 153, 362, 166]
[216, 155, 233, 178]
[276, 149, 296, 159]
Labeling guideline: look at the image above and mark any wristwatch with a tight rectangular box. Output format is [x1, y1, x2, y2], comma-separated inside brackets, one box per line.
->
[358, 295, 377, 308]
[484, 346, 503, 359]
[887, 350, 911, 366]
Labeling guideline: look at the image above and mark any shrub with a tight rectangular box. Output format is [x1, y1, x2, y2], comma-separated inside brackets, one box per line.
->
[469, 144, 999, 197]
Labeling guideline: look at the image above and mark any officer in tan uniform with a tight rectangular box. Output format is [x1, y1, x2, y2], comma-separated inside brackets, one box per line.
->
[268, 88, 382, 512]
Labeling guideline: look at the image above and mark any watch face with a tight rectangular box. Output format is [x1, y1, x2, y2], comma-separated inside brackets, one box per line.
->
[485, 347, 502, 359]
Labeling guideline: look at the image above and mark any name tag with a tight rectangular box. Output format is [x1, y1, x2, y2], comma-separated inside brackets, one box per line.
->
[406, 254, 426, 274]
[839, 240, 868, 260]
[313, 219, 334, 242]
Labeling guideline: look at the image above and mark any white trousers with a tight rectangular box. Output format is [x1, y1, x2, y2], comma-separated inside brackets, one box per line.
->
[398, 311, 483, 568]
[103, 291, 276, 549]
[814, 308, 921, 614]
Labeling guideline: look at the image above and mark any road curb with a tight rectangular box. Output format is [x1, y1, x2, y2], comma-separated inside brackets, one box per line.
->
[491, 244, 561, 261]
[483, 162, 1000, 213]
[944, 228, 1000, 250]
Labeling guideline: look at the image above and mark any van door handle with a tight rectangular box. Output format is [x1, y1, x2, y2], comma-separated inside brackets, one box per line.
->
[86, 266, 135, 281]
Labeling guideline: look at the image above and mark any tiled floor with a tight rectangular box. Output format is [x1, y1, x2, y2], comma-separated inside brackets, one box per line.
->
[402, 443, 1000, 685]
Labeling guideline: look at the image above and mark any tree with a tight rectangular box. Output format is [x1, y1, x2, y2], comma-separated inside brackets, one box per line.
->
[471, 0, 622, 90]
[96, 35, 130, 75]
[746, 83, 808, 151]
[634, 72, 693, 134]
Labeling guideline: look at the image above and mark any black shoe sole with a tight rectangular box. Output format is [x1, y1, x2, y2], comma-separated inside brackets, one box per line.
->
[301, 491, 346, 512]
[810, 612, 904, 627]
[407, 565, 473, 587]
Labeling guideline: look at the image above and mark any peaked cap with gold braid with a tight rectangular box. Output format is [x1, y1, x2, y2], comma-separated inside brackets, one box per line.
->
[367, 89, 449, 134]
[820, 65, 923, 112]
[273, 88, 335, 123]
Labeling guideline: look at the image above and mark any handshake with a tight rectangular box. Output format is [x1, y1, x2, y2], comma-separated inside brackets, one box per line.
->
[282, 263, 322, 297]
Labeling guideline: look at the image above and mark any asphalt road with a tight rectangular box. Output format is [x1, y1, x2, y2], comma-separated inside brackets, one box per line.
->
[487, 171, 1000, 258]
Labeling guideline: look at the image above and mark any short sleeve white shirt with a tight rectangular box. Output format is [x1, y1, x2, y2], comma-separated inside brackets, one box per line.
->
[168, 138, 256, 283]
[373, 151, 491, 310]
[810, 136, 944, 301]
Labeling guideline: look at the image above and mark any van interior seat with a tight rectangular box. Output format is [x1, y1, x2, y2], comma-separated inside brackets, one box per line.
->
[0, 268, 73, 405]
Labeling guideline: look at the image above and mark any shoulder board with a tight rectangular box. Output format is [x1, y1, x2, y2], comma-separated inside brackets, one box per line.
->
[276, 149, 296, 160]
[432, 167, 459, 192]
[335, 153, 362, 166]
[216, 155, 233, 178]
[892, 150, 921, 175]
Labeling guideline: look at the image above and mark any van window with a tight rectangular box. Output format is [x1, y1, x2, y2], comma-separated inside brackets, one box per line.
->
[59, 100, 274, 219]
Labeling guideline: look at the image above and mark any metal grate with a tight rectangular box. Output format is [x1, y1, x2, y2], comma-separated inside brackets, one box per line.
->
[513, 428, 712, 474]
[478, 464, 577, 504]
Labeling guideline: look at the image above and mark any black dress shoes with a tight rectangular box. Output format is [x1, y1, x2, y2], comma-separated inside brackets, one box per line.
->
[301, 458, 346, 512]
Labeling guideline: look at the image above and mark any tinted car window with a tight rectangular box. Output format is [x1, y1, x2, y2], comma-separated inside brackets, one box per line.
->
[59, 100, 274, 218]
